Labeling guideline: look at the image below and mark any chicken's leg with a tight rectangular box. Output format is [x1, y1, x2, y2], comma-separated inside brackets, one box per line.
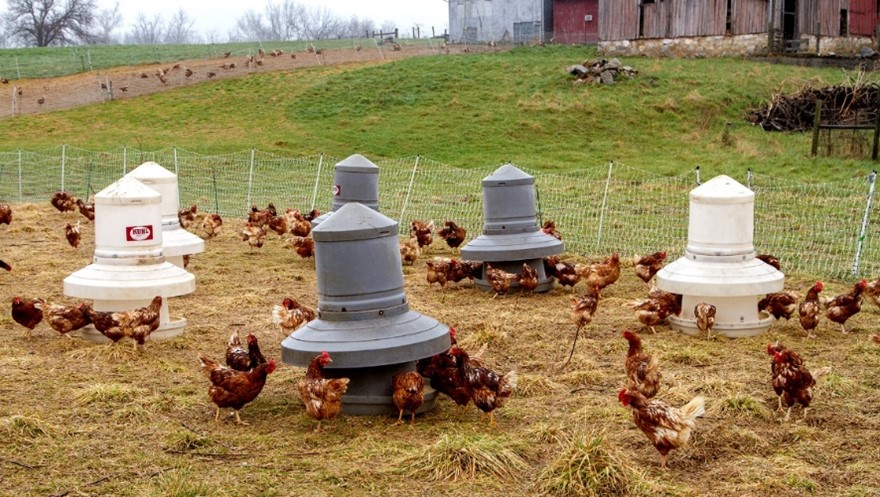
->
[784, 406, 793, 421]
[659, 453, 669, 469]
[776, 395, 782, 412]
[488, 411, 496, 427]
[840, 323, 848, 334]
[410, 412, 416, 426]
[314, 420, 322, 433]
[234, 410, 249, 425]
[214, 407, 221, 422]
[562, 325, 582, 367]
[395, 409, 404, 426]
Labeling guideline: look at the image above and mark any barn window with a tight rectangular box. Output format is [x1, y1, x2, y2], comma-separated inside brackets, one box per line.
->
[726, 0, 733, 34]
[840, 9, 848, 36]
[642, 0, 655, 3]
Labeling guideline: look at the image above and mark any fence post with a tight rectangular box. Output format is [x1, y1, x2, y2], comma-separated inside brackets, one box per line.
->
[694, 165, 701, 186]
[61, 144, 67, 191]
[14, 56, 20, 79]
[852, 170, 877, 276]
[811, 99, 823, 156]
[397, 156, 421, 226]
[122, 145, 127, 175]
[173, 147, 179, 175]
[246, 147, 255, 211]
[747, 167, 754, 190]
[872, 101, 880, 161]
[310, 153, 324, 211]
[211, 167, 220, 214]
[17, 149, 22, 203]
[596, 160, 614, 250]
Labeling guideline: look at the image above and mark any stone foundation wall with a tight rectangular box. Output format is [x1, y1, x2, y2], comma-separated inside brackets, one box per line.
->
[598, 34, 874, 58]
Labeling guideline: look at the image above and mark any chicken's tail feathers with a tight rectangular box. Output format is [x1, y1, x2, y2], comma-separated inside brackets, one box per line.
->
[631, 254, 642, 265]
[680, 395, 706, 421]
[228, 329, 241, 347]
[471, 343, 489, 362]
[270, 304, 285, 325]
[197, 352, 218, 375]
[500, 370, 518, 394]
[812, 366, 832, 381]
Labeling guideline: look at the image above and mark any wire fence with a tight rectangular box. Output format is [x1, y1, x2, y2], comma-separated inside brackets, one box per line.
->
[0, 145, 877, 281]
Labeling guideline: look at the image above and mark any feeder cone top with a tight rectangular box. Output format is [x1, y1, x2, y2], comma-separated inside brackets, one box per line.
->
[336, 154, 379, 172]
[126, 161, 176, 179]
[483, 163, 534, 186]
[95, 176, 160, 205]
[691, 175, 753, 204]
[312, 202, 398, 242]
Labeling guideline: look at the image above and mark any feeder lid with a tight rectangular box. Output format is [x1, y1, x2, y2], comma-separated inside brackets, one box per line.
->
[483, 163, 534, 187]
[461, 231, 563, 261]
[312, 202, 398, 242]
[656, 253, 784, 296]
[126, 162, 176, 182]
[161, 227, 205, 257]
[95, 177, 161, 205]
[281, 310, 451, 368]
[64, 261, 195, 300]
[336, 154, 379, 173]
[690, 175, 753, 204]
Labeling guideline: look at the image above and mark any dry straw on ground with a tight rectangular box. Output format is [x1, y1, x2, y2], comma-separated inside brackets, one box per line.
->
[1, 202, 879, 496]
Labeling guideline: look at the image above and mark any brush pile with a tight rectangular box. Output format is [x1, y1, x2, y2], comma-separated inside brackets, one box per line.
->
[748, 82, 880, 131]
[567, 58, 637, 85]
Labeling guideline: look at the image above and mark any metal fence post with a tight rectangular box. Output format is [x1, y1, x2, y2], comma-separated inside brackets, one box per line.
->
[852, 170, 877, 276]
[397, 155, 420, 226]
[596, 161, 614, 250]
[173, 147, 179, 175]
[17, 149, 22, 202]
[747, 168, 754, 190]
[122, 145, 127, 175]
[694, 165, 701, 186]
[61, 144, 67, 191]
[14, 56, 20, 79]
[310, 153, 324, 211]
[211, 167, 220, 214]
[246, 148, 255, 210]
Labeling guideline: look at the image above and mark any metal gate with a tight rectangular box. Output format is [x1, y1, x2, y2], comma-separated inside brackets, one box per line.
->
[513, 21, 543, 44]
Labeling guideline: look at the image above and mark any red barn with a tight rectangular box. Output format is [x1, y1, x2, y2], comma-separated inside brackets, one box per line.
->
[553, 0, 599, 44]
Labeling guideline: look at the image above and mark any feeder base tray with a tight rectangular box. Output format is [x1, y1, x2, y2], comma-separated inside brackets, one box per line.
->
[74, 317, 187, 343]
[668, 314, 773, 338]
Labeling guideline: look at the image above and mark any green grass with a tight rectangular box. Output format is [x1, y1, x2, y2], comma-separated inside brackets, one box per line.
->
[0, 44, 876, 181]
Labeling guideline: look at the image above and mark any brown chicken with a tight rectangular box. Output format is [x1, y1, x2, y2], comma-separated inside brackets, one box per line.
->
[272, 297, 317, 333]
[76, 198, 94, 222]
[267, 215, 288, 237]
[618, 389, 705, 469]
[416, 328, 471, 408]
[65, 222, 81, 248]
[871, 334, 880, 345]
[12, 296, 43, 337]
[410, 220, 434, 248]
[437, 220, 466, 252]
[448, 259, 483, 286]
[580, 252, 621, 292]
[199, 352, 276, 424]
[287, 209, 312, 237]
[798, 281, 823, 338]
[86, 296, 162, 351]
[291, 234, 315, 258]
[42, 301, 92, 338]
[297, 352, 351, 432]
[543, 255, 581, 291]
[767, 342, 831, 420]
[865, 275, 880, 309]
[759, 291, 800, 320]
[178, 204, 198, 229]
[247, 204, 274, 229]
[225, 331, 267, 372]
[0, 203, 12, 225]
[630, 288, 682, 334]
[241, 222, 266, 251]
[449, 346, 517, 426]
[694, 302, 716, 339]
[564, 285, 600, 366]
[426, 258, 452, 287]
[541, 219, 562, 240]
[400, 234, 421, 265]
[514, 263, 538, 294]
[392, 371, 425, 425]
[201, 213, 223, 239]
[824, 279, 867, 334]
[622, 330, 662, 399]
[756, 253, 781, 271]
[633, 251, 666, 285]
[51, 191, 77, 212]
[484, 263, 513, 298]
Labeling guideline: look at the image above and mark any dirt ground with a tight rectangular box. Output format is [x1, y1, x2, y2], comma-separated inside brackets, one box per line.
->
[0, 42, 471, 119]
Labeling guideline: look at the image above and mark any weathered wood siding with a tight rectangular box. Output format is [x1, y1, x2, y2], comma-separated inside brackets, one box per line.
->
[553, 0, 600, 43]
[731, 0, 769, 34]
[599, 0, 638, 40]
[849, 0, 878, 36]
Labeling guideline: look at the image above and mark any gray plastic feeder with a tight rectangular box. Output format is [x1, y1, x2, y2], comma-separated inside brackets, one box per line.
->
[282, 202, 450, 415]
[460, 163, 564, 292]
[311, 154, 380, 227]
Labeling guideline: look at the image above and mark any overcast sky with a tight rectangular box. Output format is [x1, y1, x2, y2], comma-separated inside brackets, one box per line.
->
[100, 0, 450, 39]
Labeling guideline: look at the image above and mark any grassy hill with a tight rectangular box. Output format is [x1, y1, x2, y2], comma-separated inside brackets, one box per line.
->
[0, 44, 874, 180]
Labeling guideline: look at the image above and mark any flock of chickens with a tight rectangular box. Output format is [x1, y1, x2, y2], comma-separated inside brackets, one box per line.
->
[6, 194, 880, 469]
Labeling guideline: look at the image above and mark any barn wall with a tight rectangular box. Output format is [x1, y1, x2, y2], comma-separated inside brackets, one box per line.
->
[598, 0, 638, 41]
[553, 0, 599, 44]
[599, 33, 874, 57]
[448, 0, 551, 43]
[849, 0, 878, 36]
[731, 0, 769, 34]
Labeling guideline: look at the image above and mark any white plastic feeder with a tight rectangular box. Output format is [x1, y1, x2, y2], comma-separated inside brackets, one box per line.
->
[656, 175, 784, 337]
[63, 177, 196, 341]
[124, 162, 204, 268]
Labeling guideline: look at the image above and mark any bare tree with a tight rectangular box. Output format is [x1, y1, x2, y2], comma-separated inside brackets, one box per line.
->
[380, 20, 397, 35]
[301, 5, 342, 41]
[233, 9, 272, 41]
[164, 8, 196, 44]
[342, 15, 375, 39]
[92, 1, 122, 44]
[126, 13, 164, 45]
[265, 0, 304, 40]
[3, 0, 98, 46]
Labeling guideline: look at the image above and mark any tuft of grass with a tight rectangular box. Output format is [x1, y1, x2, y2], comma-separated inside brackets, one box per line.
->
[664, 347, 714, 367]
[75, 383, 142, 405]
[143, 467, 218, 497]
[533, 431, 650, 497]
[166, 429, 211, 452]
[405, 433, 529, 482]
[3, 414, 54, 440]
[517, 373, 564, 398]
[459, 322, 508, 348]
[720, 394, 773, 419]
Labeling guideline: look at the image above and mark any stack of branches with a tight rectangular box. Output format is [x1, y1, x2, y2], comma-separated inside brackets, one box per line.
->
[749, 75, 880, 131]
[567, 58, 637, 85]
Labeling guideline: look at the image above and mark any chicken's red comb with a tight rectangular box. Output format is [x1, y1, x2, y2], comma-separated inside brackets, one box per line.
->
[617, 388, 629, 404]
[815, 281, 824, 291]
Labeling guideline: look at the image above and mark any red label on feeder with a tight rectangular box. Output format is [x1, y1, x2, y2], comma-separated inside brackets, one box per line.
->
[333, 184, 341, 196]
[126, 225, 153, 241]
